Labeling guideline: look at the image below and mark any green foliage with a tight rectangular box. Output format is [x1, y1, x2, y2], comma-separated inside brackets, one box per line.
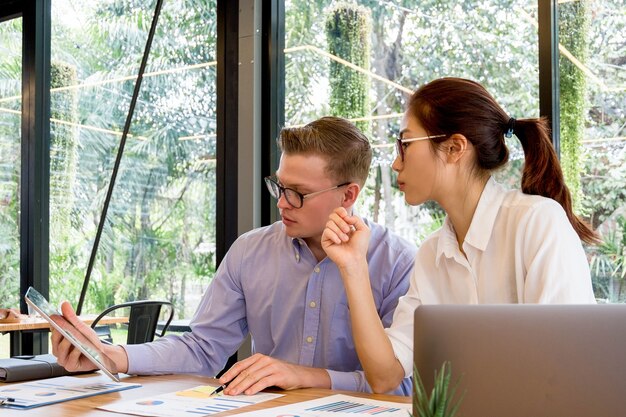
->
[412, 362, 464, 417]
[582, 146, 626, 302]
[581, 147, 626, 229]
[0, 19, 22, 309]
[50, 60, 79, 238]
[325, 2, 372, 134]
[589, 215, 626, 302]
[41, 0, 219, 317]
[285, 0, 330, 124]
[415, 208, 445, 244]
[1, 0, 624, 316]
[0, 141, 20, 308]
[559, 1, 590, 213]
[289, 0, 538, 240]
[0, 208, 20, 307]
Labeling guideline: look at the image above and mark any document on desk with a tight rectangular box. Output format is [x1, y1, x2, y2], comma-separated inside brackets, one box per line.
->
[233, 393, 412, 417]
[99, 384, 284, 417]
[0, 375, 141, 409]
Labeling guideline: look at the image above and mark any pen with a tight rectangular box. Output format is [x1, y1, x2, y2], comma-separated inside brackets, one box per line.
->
[0, 397, 15, 406]
[212, 384, 227, 396]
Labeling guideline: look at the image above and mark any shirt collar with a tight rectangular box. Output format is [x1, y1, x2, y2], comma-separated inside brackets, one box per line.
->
[435, 218, 460, 267]
[291, 238, 305, 263]
[464, 177, 506, 251]
[435, 177, 506, 265]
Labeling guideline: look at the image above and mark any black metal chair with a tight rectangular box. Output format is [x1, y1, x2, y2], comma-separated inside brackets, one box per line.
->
[90, 300, 174, 345]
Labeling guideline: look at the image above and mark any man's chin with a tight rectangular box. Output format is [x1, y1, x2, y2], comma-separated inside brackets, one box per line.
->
[282, 224, 314, 241]
[283, 226, 300, 238]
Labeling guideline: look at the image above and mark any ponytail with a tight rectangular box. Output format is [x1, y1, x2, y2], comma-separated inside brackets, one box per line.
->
[515, 118, 599, 245]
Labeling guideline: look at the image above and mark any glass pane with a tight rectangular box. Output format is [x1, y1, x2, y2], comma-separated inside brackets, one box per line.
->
[285, 0, 538, 244]
[50, 1, 217, 320]
[561, 1, 626, 302]
[0, 16, 22, 357]
[0, 20, 22, 302]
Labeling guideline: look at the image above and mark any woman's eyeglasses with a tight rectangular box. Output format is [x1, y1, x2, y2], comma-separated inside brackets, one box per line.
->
[395, 134, 446, 161]
[264, 176, 350, 208]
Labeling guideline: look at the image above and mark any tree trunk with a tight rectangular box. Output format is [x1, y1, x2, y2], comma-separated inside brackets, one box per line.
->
[370, 10, 406, 230]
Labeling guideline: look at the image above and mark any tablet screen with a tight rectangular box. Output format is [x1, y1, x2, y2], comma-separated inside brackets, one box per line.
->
[24, 287, 120, 382]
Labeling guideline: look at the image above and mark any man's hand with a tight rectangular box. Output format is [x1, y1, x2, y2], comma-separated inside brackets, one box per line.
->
[218, 353, 330, 395]
[51, 301, 129, 373]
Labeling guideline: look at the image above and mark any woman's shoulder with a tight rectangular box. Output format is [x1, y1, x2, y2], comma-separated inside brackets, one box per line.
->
[500, 187, 565, 217]
[494, 188, 576, 243]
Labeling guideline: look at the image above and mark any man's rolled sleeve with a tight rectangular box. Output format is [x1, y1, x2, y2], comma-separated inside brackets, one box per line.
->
[327, 369, 411, 396]
[123, 344, 151, 375]
[327, 369, 364, 392]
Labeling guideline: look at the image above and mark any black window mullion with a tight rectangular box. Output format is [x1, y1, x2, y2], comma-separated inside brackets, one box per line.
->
[19, 0, 51, 355]
[261, 0, 285, 227]
[216, 0, 239, 266]
[537, 0, 560, 154]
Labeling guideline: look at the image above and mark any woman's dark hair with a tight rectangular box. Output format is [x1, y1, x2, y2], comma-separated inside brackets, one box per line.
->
[407, 77, 598, 244]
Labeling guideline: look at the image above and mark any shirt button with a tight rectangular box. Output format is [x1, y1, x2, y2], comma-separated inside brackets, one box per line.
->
[314, 267, 320, 273]
[295, 253, 300, 261]
[306, 336, 313, 343]
[309, 301, 316, 308]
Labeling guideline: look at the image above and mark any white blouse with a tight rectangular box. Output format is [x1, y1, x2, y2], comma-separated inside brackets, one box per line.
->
[386, 177, 596, 377]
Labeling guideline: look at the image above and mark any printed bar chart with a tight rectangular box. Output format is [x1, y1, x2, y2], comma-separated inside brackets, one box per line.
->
[234, 394, 411, 417]
[307, 399, 403, 414]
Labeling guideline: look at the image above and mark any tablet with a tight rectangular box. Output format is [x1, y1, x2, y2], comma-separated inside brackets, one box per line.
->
[24, 287, 120, 382]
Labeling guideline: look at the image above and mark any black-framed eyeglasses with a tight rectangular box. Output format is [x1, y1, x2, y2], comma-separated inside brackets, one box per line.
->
[264, 176, 350, 208]
[395, 134, 447, 161]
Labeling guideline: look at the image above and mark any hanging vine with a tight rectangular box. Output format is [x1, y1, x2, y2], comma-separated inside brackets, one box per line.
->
[325, 1, 372, 135]
[559, 1, 590, 213]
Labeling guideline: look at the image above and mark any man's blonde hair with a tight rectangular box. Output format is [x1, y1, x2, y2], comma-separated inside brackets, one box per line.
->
[278, 116, 372, 186]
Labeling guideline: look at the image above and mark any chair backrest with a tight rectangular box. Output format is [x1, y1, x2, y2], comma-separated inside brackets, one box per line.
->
[90, 300, 174, 344]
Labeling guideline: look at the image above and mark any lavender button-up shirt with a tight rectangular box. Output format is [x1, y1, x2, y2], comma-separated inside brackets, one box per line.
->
[124, 219, 416, 395]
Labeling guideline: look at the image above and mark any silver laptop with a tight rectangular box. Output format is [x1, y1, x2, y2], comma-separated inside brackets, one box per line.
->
[413, 304, 626, 417]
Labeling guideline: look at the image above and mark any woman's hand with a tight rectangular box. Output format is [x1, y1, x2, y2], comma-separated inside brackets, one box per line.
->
[321, 207, 370, 272]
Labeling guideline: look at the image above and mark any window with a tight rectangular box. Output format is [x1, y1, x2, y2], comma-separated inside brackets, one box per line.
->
[285, 0, 536, 242]
[49, 1, 218, 318]
[284, 0, 626, 303]
[563, 1, 626, 302]
[0, 16, 22, 324]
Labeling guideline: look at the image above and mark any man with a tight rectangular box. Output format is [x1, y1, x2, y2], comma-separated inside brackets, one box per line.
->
[52, 116, 416, 395]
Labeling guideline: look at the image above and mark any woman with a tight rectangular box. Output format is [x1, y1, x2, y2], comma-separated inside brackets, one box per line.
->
[321, 77, 598, 393]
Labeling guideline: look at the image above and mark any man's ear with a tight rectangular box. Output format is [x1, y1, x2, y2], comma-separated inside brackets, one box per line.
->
[442, 134, 469, 164]
[341, 183, 361, 208]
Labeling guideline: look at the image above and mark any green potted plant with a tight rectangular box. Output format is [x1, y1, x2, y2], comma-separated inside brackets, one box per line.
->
[412, 361, 464, 417]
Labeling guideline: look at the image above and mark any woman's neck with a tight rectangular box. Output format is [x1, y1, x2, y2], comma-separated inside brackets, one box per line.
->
[438, 176, 490, 253]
